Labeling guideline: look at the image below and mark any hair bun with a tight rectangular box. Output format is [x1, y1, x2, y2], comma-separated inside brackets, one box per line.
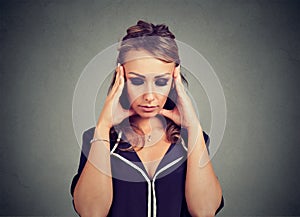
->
[152, 24, 175, 39]
[137, 20, 152, 29]
[124, 20, 175, 39]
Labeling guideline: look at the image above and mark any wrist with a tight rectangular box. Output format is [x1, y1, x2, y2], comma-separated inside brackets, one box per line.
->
[96, 117, 112, 129]
[185, 122, 202, 132]
[94, 125, 111, 141]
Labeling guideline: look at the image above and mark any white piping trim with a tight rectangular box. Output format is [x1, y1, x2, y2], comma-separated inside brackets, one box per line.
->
[110, 131, 122, 154]
[110, 153, 152, 217]
[152, 157, 184, 217]
[181, 137, 188, 152]
[109, 130, 185, 217]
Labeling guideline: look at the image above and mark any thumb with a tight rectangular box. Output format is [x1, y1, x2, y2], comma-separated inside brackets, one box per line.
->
[159, 109, 173, 120]
[128, 108, 136, 117]
[121, 107, 136, 118]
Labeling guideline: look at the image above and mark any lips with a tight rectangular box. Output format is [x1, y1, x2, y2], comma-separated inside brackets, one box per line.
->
[138, 105, 159, 112]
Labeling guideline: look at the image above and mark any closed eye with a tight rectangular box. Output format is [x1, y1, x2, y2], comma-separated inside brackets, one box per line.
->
[129, 78, 144, 86]
[155, 78, 169, 86]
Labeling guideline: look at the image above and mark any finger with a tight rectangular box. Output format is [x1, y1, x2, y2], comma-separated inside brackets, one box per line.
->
[174, 65, 182, 83]
[174, 75, 185, 97]
[114, 65, 125, 99]
[173, 65, 180, 78]
[110, 63, 121, 95]
[115, 63, 121, 85]
[177, 68, 182, 84]
[119, 64, 124, 84]
[173, 65, 184, 90]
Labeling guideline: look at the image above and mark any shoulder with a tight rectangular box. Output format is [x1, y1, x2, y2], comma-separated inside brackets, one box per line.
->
[82, 126, 96, 142]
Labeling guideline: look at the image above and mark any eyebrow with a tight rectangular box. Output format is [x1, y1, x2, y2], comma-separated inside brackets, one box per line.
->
[128, 72, 171, 78]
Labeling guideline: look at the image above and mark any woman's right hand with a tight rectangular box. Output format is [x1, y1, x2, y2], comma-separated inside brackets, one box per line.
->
[96, 63, 135, 130]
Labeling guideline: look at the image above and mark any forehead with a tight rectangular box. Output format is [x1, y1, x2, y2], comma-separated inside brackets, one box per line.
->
[123, 50, 175, 75]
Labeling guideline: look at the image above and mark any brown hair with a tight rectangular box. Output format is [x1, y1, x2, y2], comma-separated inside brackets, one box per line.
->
[108, 20, 188, 151]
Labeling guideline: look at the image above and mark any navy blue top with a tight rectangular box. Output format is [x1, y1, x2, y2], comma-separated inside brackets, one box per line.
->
[70, 127, 224, 216]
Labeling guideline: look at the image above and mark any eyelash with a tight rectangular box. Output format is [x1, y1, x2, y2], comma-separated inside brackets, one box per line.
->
[129, 78, 169, 86]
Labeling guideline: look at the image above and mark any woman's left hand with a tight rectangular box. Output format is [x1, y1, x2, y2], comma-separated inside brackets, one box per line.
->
[159, 65, 201, 130]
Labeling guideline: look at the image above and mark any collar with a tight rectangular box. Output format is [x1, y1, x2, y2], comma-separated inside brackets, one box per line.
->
[110, 130, 187, 181]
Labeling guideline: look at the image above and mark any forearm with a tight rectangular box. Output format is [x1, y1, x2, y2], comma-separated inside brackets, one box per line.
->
[185, 124, 222, 217]
[73, 126, 113, 217]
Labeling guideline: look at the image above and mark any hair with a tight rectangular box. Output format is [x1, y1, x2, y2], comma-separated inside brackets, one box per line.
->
[108, 20, 188, 151]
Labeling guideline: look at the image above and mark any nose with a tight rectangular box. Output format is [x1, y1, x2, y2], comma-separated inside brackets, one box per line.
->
[144, 92, 155, 103]
[143, 83, 155, 102]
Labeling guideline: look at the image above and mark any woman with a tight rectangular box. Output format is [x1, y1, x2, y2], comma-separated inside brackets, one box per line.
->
[71, 20, 224, 217]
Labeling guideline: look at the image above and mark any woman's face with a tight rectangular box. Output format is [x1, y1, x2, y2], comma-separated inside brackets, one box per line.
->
[122, 50, 175, 118]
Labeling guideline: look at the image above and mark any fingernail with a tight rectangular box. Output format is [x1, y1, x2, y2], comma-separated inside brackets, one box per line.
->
[117, 63, 120, 68]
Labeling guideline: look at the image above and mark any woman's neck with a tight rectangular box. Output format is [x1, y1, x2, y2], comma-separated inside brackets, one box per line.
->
[132, 115, 165, 134]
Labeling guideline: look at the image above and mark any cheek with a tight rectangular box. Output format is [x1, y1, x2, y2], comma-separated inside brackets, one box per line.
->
[157, 87, 171, 100]
[126, 83, 139, 103]
[157, 82, 173, 98]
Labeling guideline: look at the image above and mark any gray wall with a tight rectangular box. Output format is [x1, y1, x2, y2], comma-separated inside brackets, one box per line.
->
[1, 0, 299, 216]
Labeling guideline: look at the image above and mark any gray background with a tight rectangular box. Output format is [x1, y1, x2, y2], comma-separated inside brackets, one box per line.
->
[1, 0, 300, 216]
